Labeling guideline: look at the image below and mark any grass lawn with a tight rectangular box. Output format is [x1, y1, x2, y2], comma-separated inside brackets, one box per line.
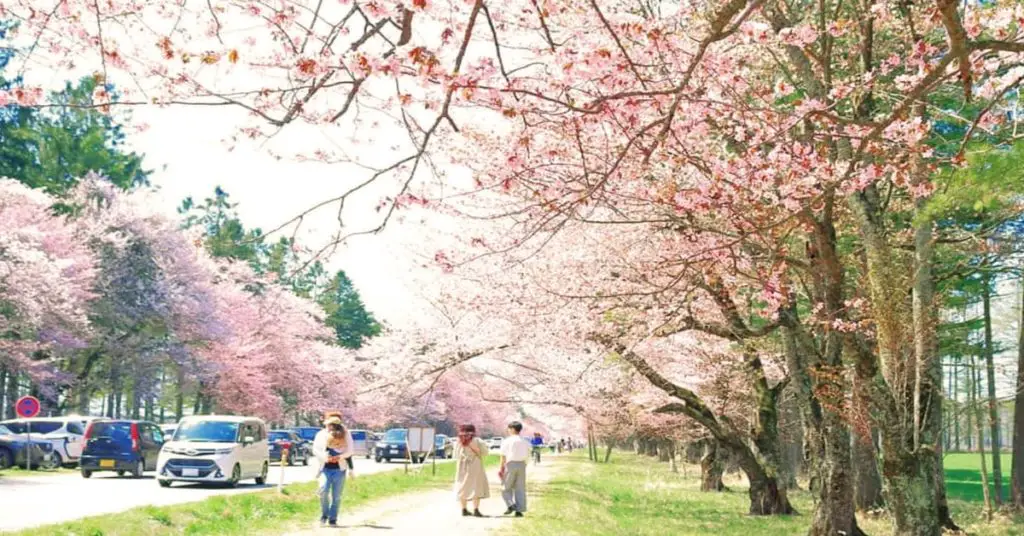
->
[0, 466, 76, 478]
[501, 453, 1024, 536]
[942, 451, 1012, 503]
[13, 456, 499, 536]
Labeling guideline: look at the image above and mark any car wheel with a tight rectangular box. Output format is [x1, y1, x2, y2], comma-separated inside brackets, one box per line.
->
[285, 452, 293, 466]
[117, 471, 126, 477]
[42, 451, 62, 470]
[226, 464, 241, 488]
[0, 448, 12, 470]
[158, 479, 172, 488]
[375, 456, 382, 463]
[255, 462, 268, 485]
[81, 469, 92, 479]
[302, 454, 309, 466]
[132, 459, 145, 479]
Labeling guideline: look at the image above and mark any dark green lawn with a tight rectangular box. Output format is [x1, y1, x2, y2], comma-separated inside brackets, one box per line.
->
[942, 452, 1013, 503]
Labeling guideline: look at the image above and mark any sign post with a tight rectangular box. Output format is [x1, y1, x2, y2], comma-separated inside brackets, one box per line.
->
[15, 396, 41, 471]
[278, 444, 289, 493]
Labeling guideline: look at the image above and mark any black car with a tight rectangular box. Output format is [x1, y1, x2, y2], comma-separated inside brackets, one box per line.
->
[0, 424, 55, 469]
[80, 420, 165, 478]
[268, 430, 310, 466]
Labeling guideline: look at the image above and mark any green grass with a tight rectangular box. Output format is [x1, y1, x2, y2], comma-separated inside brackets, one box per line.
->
[502, 453, 1024, 536]
[942, 452, 1012, 503]
[14, 456, 499, 536]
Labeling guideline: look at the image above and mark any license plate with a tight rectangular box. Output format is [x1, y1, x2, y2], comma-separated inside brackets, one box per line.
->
[100, 459, 115, 468]
[182, 468, 199, 477]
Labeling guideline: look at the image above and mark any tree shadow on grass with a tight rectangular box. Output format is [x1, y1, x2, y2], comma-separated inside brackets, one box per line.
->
[944, 469, 1011, 503]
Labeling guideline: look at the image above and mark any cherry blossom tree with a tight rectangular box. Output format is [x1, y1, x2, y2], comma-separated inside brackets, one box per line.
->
[9, 1, 1024, 534]
[0, 178, 95, 391]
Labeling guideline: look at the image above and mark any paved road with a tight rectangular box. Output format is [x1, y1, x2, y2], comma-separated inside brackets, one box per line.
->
[0, 457, 436, 532]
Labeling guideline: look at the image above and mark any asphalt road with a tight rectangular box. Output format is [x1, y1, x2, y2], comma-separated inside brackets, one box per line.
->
[0, 456, 434, 532]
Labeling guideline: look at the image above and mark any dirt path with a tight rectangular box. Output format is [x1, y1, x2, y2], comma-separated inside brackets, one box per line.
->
[284, 457, 560, 535]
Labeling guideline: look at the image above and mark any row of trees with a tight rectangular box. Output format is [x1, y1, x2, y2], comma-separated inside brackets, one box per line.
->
[7, 1, 1024, 535]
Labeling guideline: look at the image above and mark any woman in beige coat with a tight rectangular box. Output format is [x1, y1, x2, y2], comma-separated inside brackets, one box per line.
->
[453, 424, 489, 517]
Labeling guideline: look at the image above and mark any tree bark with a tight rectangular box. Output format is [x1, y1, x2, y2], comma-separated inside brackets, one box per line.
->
[853, 186, 942, 536]
[604, 442, 613, 463]
[853, 429, 884, 510]
[982, 277, 1004, 504]
[1013, 276, 1024, 508]
[972, 353, 994, 519]
[700, 440, 727, 492]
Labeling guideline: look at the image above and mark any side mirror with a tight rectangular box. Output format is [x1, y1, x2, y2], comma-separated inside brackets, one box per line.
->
[243, 436, 255, 445]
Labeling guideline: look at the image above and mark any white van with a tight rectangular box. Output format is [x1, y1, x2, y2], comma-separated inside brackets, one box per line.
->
[156, 416, 269, 488]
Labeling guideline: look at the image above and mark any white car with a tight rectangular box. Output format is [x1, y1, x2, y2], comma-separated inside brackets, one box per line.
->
[156, 416, 269, 488]
[160, 424, 177, 437]
[1, 417, 88, 467]
[487, 437, 503, 450]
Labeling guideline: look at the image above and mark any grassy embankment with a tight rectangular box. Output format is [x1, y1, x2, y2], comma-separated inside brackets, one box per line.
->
[500, 452, 1024, 536]
[14, 456, 498, 536]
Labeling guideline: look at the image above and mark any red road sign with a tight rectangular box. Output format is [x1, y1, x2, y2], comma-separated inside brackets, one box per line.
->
[15, 395, 40, 418]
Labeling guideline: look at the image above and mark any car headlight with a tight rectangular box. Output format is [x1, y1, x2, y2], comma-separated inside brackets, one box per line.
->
[212, 448, 234, 455]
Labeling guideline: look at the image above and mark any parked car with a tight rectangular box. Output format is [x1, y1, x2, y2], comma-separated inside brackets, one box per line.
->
[291, 426, 320, 443]
[487, 437, 502, 450]
[0, 424, 55, 469]
[80, 420, 164, 478]
[157, 416, 269, 488]
[1, 417, 87, 467]
[350, 429, 376, 458]
[433, 434, 453, 459]
[268, 430, 309, 466]
[160, 424, 178, 438]
[375, 428, 410, 463]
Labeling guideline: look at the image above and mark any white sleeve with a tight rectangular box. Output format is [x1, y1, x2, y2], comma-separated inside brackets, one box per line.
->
[340, 430, 355, 459]
[312, 430, 328, 464]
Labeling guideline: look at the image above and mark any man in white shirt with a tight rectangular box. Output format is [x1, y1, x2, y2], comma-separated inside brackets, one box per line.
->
[499, 421, 531, 517]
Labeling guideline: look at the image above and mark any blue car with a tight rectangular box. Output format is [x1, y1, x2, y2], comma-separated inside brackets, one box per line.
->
[268, 430, 310, 466]
[0, 424, 55, 470]
[80, 420, 165, 478]
[375, 428, 412, 463]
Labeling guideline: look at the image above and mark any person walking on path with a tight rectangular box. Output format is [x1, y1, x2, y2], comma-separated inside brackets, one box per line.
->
[313, 414, 354, 527]
[453, 424, 489, 517]
[499, 421, 531, 517]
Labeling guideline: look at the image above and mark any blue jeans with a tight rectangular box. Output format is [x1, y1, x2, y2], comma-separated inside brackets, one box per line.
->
[318, 469, 347, 522]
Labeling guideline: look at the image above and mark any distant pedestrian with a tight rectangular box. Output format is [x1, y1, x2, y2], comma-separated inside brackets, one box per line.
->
[499, 421, 531, 517]
[453, 424, 489, 517]
[313, 414, 354, 528]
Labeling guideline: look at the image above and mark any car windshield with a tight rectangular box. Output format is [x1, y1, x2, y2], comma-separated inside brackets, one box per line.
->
[0, 425, 11, 435]
[90, 422, 132, 439]
[2, 424, 62, 436]
[174, 420, 239, 443]
[4, 421, 62, 434]
[384, 429, 406, 442]
[268, 431, 291, 442]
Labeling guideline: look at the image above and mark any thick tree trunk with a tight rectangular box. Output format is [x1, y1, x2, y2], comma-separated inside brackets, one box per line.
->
[658, 440, 671, 462]
[700, 440, 727, 492]
[1013, 277, 1024, 508]
[604, 443, 613, 463]
[982, 279, 1004, 504]
[853, 429, 883, 511]
[854, 187, 943, 536]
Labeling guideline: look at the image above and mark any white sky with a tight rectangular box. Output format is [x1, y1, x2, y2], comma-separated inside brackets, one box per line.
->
[126, 105, 438, 326]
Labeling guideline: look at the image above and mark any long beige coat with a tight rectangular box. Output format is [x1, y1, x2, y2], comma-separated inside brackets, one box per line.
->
[453, 437, 490, 501]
